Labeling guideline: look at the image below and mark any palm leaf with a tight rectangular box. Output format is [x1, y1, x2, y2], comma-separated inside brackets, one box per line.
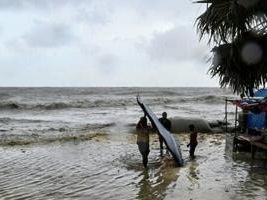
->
[195, 0, 267, 44]
[209, 32, 267, 95]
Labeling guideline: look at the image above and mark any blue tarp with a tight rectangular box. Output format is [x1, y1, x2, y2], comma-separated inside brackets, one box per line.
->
[241, 88, 267, 129]
[255, 88, 267, 97]
[247, 111, 266, 129]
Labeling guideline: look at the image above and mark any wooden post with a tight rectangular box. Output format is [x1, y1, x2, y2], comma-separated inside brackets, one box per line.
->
[251, 144, 257, 159]
[235, 104, 238, 136]
[225, 98, 228, 133]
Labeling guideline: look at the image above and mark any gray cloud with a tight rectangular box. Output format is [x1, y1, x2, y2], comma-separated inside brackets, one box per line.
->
[75, 6, 111, 25]
[0, 0, 56, 10]
[0, 0, 113, 29]
[0, 0, 23, 9]
[146, 26, 209, 63]
[22, 21, 76, 48]
[114, 0, 201, 21]
[0, 0, 216, 87]
[0, 0, 198, 22]
[96, 54, 118, 74]
[0, 0, 91, 10]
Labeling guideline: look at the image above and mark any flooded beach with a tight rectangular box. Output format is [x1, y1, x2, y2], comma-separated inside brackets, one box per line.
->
[0, 87, 266, 199]
[2, 0, 267, 198]
[0, 133, 266, 200]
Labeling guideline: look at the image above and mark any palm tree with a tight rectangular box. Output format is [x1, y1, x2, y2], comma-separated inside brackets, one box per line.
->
[210, 32, 267, 95]
[196, 0, 267, 95]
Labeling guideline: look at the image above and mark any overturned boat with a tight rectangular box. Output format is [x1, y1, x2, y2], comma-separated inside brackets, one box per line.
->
[170, 117, 226, 133]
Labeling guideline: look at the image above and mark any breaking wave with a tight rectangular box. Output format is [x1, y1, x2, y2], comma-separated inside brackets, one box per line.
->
[0, 132, 108, 146]
[0, 100, 136, 110]
[0, 94, 227, 111]
[178, 95, 226, 104]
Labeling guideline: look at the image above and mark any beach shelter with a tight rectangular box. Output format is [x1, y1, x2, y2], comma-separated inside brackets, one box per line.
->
[233, 89, 267, 130]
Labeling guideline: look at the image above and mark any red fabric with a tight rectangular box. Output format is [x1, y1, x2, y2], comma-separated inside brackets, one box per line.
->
[233, 100, 267, 112]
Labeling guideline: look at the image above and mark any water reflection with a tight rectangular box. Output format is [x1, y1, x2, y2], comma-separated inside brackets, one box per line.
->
[1, 133, 266, 199]
[223, 133, 267, 200]
[187, 159, 200, 190]
[137, 170, 152, 200]
[136, 155, 179, 200]
[230, 156, 267, 199]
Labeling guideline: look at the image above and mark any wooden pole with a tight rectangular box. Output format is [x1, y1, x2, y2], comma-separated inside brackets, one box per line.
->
[235, 105, 238, 136]
[225, 98, 228, 133]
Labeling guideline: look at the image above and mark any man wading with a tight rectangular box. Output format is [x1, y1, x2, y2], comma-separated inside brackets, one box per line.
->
[136, 116, 150, 168]
[187, 124, 198, 158]
[158, 112, 171, 150]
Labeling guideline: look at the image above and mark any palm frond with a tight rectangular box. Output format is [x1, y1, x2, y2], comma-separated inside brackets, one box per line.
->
[196, 0, 267, 44]
[209, 32, 267, 95]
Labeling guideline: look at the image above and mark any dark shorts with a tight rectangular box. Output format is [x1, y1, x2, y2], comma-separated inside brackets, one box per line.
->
[137, 142, 150, 157]
[189, 143, 198, 155]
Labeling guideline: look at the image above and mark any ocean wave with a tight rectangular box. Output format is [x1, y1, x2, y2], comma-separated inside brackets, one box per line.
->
[0, 120, 115, 135]
[138, 96, 225, 107]
[0, 92, 228, 111]
[0, 132, 108, 146]
[0, 102, 20, 109]
[81, 123, 115, 130]
[0, 99, 137, 110]
[0, 101, 75, 110]
[0, 117, 53, 124]
[115, 89, 184, 97]
[0, 92, 11, 100]
[176, 95, 226, 104]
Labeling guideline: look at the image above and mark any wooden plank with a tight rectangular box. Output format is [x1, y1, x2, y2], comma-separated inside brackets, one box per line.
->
[237, 135, 267, 150]
[252, 141, 267, 150]
[237, 135, 251, 142]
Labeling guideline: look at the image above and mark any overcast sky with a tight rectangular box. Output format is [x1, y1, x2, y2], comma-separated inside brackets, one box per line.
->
[0, 0, 219, 87]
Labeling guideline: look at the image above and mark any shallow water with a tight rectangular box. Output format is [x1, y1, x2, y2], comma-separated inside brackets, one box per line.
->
[0, 132, 266, 200]
[0, 87, 265, 199]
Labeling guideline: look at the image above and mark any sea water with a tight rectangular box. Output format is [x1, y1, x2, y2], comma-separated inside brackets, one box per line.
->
[0, 87, 266, 199]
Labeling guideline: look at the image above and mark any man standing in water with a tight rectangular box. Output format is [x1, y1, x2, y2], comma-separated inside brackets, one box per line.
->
[136, 116, 150, 168]
[158, 112, 171, 150]
[187, 124, 198, 158]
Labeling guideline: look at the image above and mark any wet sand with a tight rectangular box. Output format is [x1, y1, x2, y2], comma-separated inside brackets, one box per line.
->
[0, 132, 267, 200]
